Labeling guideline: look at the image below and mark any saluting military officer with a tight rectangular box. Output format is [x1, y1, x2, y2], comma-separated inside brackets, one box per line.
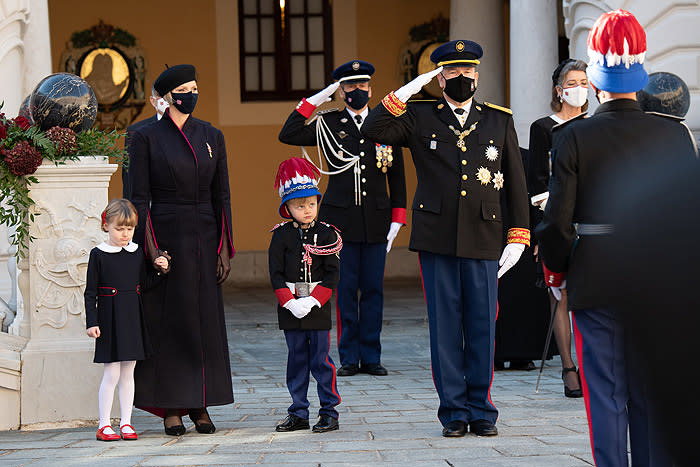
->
[363, 40, 530, 437]
[279, 60, 407, 377]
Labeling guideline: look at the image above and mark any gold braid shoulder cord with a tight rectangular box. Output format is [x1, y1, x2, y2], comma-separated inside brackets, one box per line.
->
[301, 114, 363, 205]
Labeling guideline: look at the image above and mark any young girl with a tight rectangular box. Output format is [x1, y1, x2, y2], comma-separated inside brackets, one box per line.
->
[85, 199, 170, 441]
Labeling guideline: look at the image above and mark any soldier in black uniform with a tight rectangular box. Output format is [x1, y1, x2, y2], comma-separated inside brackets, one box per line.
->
[279, 60, 407, 377]
[363, 40, 530, 438]
[535, 10, 698, 467]
[269, 157, 342, 434]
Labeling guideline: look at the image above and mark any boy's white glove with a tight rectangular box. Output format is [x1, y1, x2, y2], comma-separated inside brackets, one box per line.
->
[283, 299, 309, 319]
[306, 82, 340, 107]
[386, 222, 402, 252]
[497, 243, 526, 278]
[394, 67, 443, 102]
[297, 296, 321, 314]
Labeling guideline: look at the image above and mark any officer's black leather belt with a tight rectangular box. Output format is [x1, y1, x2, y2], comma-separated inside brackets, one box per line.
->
[576, 223, 613, 235]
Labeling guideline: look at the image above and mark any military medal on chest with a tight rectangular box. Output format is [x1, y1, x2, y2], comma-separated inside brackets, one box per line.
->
[375, 144, 393, 173]
[448, 121, 478, 152]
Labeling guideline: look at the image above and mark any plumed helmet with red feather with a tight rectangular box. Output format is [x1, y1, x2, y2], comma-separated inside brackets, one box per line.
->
[274, 157, 322, 219]
[586, 9, 649, 93]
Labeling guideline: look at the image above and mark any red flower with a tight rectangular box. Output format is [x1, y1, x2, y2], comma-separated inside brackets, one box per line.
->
[12, 116, 31, 131]
[45, 126, 78, 155]
[0, 123, 6, 141]
[3, 140, 43, 176]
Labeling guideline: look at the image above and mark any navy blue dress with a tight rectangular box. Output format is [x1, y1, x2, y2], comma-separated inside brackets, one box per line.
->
[84, 242, 157, 363]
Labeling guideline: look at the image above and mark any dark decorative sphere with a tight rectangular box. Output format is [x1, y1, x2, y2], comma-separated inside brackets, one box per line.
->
[637, 72, 690, 117]
[17, 95, 34, 124]
[30, 73, 97, 132]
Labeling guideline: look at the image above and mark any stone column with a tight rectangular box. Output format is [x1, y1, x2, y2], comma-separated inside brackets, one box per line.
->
[509, 0, 559, 147]
[22, 0, 52, 97]
[20, 157, 117, 426]
[563, 0, 700, 140]
[450, 0, 506, 105]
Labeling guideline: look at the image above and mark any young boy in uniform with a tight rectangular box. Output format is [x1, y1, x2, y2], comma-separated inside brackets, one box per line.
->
[269, 157, 343, 433]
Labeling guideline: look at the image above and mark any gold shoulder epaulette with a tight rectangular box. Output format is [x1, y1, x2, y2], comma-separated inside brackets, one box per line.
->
[645, 111, 684, 122]
[316, 108, 340, 116]
[483, 102, 512, 115]
[552, 112, 587, 132]
[270, 221, 289, 232]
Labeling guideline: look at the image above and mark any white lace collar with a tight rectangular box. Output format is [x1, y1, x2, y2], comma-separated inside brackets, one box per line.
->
[96, 242, 139, 253]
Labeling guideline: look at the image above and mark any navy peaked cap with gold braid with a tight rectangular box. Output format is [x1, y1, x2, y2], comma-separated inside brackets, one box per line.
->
[430, 40, 483, 67]
[332, 60, 375, 83]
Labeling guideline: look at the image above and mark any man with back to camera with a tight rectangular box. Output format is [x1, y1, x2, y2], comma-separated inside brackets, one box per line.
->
[536, 10, 698, 466]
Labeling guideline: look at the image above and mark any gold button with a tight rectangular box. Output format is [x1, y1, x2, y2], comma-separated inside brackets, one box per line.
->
[462, 174, 467, 180]
[360, 151, 365, 156]
[362, 191, 367, 196]
[360, 139, 364, 144]
[362, 178, 366, 183]
[461, 160, 467, 165]
[361, 165, 366, 170]
[461, 190, 467, 196]
[489, 139, 494, 144]
[492, 214, 496, 219]
[431, 133, 436, 138]
[419, 204, 424, 208]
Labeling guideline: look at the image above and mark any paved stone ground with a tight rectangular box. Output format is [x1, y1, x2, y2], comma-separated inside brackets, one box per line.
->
[0, 282, 593, 466]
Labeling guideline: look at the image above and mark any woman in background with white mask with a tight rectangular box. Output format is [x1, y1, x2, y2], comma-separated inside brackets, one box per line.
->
[528, 58, 589, 398]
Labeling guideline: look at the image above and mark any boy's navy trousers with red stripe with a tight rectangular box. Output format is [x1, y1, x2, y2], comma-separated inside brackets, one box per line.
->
[419, 251, 499, 426]
[284, 329, 341, 420]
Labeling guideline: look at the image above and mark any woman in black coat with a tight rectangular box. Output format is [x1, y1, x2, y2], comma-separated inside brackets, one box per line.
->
[528, 59, 589, 397]
[128, 64, 235, 434]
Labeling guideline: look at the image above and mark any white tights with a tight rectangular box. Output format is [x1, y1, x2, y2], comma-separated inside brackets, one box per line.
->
[98, 361, 137, 430]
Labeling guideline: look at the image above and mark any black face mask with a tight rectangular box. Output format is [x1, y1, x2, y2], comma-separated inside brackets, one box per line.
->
[344, 88, 369, 110]
[442, 74, 476, 103]
[171, 91, 198, 114]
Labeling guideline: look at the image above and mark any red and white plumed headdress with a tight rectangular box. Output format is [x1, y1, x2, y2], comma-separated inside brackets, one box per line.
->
[586, 9, 649, 93]
[274, 157, 322, 219]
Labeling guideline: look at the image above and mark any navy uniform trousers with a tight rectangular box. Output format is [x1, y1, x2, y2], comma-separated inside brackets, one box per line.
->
[419, 251, 499, 426]
[572, 308, 668, 467]
[336, 241, 387, 366]
[284, 329, 341, 420]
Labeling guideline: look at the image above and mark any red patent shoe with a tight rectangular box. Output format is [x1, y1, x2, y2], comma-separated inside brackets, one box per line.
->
[96, 426, 120, 441]
[120, 424, 138, 440]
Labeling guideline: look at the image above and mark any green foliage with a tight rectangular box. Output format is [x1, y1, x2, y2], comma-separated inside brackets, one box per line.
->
[0, 102, 126, 257]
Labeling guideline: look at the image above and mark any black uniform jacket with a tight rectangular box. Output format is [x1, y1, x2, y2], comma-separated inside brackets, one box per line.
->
[269, 221, 340, 330]
[535, 99, 698, 310]
[363, 98, 529, 260]
[279, 107, 407, 243]
[128, 110, 234, 409]
[123, 115, 158, 198]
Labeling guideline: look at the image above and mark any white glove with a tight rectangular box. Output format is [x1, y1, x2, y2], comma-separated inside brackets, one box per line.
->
[550, 280, 567, 301]
[497, 243, 526, 278]
[283, 299, 310, 319]
[297, 296, 320, 314]
[386, 222, 402, 253]
[394, 67, 443, 102]
[306, 82, 340, 107]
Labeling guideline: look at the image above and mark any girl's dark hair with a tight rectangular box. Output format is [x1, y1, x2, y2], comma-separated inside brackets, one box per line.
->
[550, 59, 589, 112]
[101, 198, 138, 232]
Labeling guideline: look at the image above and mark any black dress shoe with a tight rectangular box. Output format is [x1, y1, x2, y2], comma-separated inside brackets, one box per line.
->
[442, 420, 468, 437]
[359, 363, 388, 376]
[509, 360, 536, 371]
[189, 408, 216, 434]
[469, 419, 498, 436]
[312, 414, 339, 433]
[275, 414, 310, 432]
[562, 366, 583, 398]
[164, 411, 186, 436]
[336, 364, 359, 376]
